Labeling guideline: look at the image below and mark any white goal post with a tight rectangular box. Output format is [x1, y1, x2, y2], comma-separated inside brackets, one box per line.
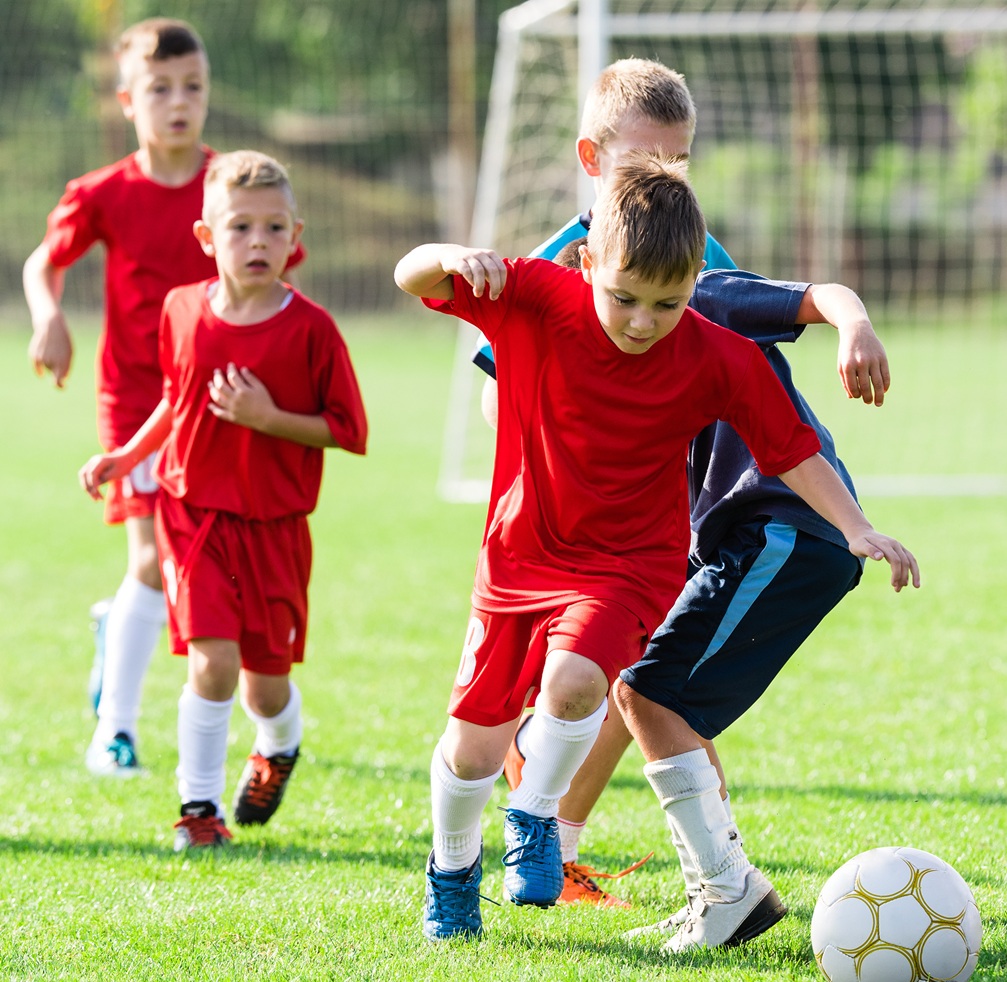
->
[437, 1, 1007, 502]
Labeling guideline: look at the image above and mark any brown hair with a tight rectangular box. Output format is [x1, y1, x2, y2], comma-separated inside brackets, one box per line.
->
[202, 150, 298, 221]
[587, 150, 706, 283]
[116, 18, 207, 87]
[553, 237, 587, 269]
[580, 58, 696, 147]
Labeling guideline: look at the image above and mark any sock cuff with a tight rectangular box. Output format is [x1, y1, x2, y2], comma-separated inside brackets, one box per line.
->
[241, 679, 300, 725]
[431, 742, 502, 798]
[180, 684, 235, 718]
[557, 817, 586, 830]
[644, 749, 720, 803]
[117, 575, 168, 620]
[534, 699, 608, 743]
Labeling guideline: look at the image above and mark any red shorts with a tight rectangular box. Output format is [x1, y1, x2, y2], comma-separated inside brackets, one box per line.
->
[448, 599, 648, 727]
[154, 494, 313, 675]
[103, 453, 158, 524]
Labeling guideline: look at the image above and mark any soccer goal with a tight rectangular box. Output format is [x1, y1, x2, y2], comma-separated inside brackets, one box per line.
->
[437, 0, 1007, 503]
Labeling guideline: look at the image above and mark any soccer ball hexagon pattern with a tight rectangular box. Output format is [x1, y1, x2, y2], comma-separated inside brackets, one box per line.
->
[811, 846, 981, 982]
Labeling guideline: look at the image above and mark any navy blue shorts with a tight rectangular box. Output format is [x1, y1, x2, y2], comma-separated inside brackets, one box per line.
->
[619, 518, 862, 739]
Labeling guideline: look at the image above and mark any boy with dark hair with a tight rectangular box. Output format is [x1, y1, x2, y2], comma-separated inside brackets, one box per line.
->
[24, 19, 303, 777]
[396, 150, 918, 941]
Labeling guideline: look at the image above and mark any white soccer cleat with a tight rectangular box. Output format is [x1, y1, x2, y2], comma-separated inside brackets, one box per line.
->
[661, 868, 787, 954]
[623, 895, 698, 939]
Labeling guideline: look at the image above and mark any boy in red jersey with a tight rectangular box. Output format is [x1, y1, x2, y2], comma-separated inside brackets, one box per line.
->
[395, 151, 918, 941]
[79, 151, 367, 849]
[24, 19, 304, 777]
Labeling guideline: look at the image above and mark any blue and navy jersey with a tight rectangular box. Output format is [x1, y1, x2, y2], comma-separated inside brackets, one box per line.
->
[471, 212, 737, 378]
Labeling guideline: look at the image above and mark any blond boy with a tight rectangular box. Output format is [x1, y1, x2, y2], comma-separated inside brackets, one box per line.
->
[79, 151, 367, 848]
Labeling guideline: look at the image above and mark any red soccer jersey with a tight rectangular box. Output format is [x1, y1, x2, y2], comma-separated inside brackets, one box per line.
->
[426, 258, 822, 632]
[42, 150, 306, 450]
[156, 281, 367, 520]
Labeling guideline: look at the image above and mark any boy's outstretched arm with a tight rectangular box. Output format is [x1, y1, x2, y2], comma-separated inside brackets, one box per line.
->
[79, 398, 173, 500]
[394, 244, 508, 301]
[778, 452, 920, 592]
[23, 244, 73, 388]
[797, 283, 890, 406]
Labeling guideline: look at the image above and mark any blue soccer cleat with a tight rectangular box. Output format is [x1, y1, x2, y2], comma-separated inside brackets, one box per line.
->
[422, 849, 484, 941]
[502, 808, 562, 907]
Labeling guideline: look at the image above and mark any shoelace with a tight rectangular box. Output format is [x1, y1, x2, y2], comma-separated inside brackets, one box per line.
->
[243, 755, 295, 807]
[174, 815, 232, 846]
[564, 851, 654, 885]
[501, 814, 553, 869]
[430, 867, 500, 920]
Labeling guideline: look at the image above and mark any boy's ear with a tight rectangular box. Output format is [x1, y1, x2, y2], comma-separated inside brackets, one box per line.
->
[289, 219, 305, 254]
[577, 137, 603, 178]
[116, 86, 135, 122]
[193, 220, 215, 256]
[579, 244, 594, 283]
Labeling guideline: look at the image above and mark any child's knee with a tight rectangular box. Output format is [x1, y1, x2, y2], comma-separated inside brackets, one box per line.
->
[242, 674, 292, 719]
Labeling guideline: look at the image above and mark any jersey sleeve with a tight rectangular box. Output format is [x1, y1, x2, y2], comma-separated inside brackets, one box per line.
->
[471, 333, 496, 379]
[315, 319, 368, 456]
[423, 261, 522, 343]
[721, 342, 822, 476]
[42, 180, 101, 268]
[702, 232, 737, 271]
[691, 269, 810, 347]
[470, 216, 590, 379]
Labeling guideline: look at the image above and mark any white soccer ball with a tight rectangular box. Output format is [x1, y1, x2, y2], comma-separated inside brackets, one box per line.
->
[811, 846, 981, 982]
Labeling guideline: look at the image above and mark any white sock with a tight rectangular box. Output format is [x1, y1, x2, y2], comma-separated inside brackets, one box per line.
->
[507, 700, 607, 818]
[241, 680, 302, 757]
[670, 790, 738, 900]
[558, 818, 586, 864]
[515, 713, 532, 757]
[94, 577, 166, 744]
[644, 750, 751, 902]
[430, 742, 500, 871]
[177, 684, 234, 812]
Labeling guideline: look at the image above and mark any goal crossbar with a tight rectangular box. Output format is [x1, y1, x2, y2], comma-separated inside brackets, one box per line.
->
[519, 8, 1007, 39]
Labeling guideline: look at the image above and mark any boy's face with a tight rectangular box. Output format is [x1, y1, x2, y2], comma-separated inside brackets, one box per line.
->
[118, 51, 209, 153]
[195, 186, 303, 288]
[580, 116, 694, 187]
[581, 249, 698, 355]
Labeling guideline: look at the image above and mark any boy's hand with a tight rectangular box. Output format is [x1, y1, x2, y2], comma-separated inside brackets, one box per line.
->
[28, 313, 74, 388]
[79, 451, 131, 500]
[441, 246, 507, 301]
[208, 363, 277, 432]
[846, 530, 920, 592]
[836, 320, 890, 406]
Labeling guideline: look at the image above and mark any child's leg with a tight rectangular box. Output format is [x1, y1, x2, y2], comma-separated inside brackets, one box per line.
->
[239, 671, 301, 757]
[423, 717, 514, 941]
[91, 516, 165, 752]
[177, 638, 240, 812]
[430, 718, 511, 871]
[232, 671, 301, 826]
[507, 650, 608, 818]
[615, 680, 786, 950]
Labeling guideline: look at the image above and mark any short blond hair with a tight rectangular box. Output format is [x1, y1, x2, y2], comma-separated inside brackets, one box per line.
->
[202, 150, 298, 222]
[580, 58, 696, 148]
[587, 150, 706, 283]
[115, 18, 207, 88]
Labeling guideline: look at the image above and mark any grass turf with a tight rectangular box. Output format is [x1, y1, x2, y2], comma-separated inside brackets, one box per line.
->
[0, 311, 1005, 981]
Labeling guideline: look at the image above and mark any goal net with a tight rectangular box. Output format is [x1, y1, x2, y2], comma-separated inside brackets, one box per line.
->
[438, 0, 1007, 502]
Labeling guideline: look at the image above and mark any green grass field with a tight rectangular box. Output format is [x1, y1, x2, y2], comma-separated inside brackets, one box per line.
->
[0, 310, 1005, 981]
